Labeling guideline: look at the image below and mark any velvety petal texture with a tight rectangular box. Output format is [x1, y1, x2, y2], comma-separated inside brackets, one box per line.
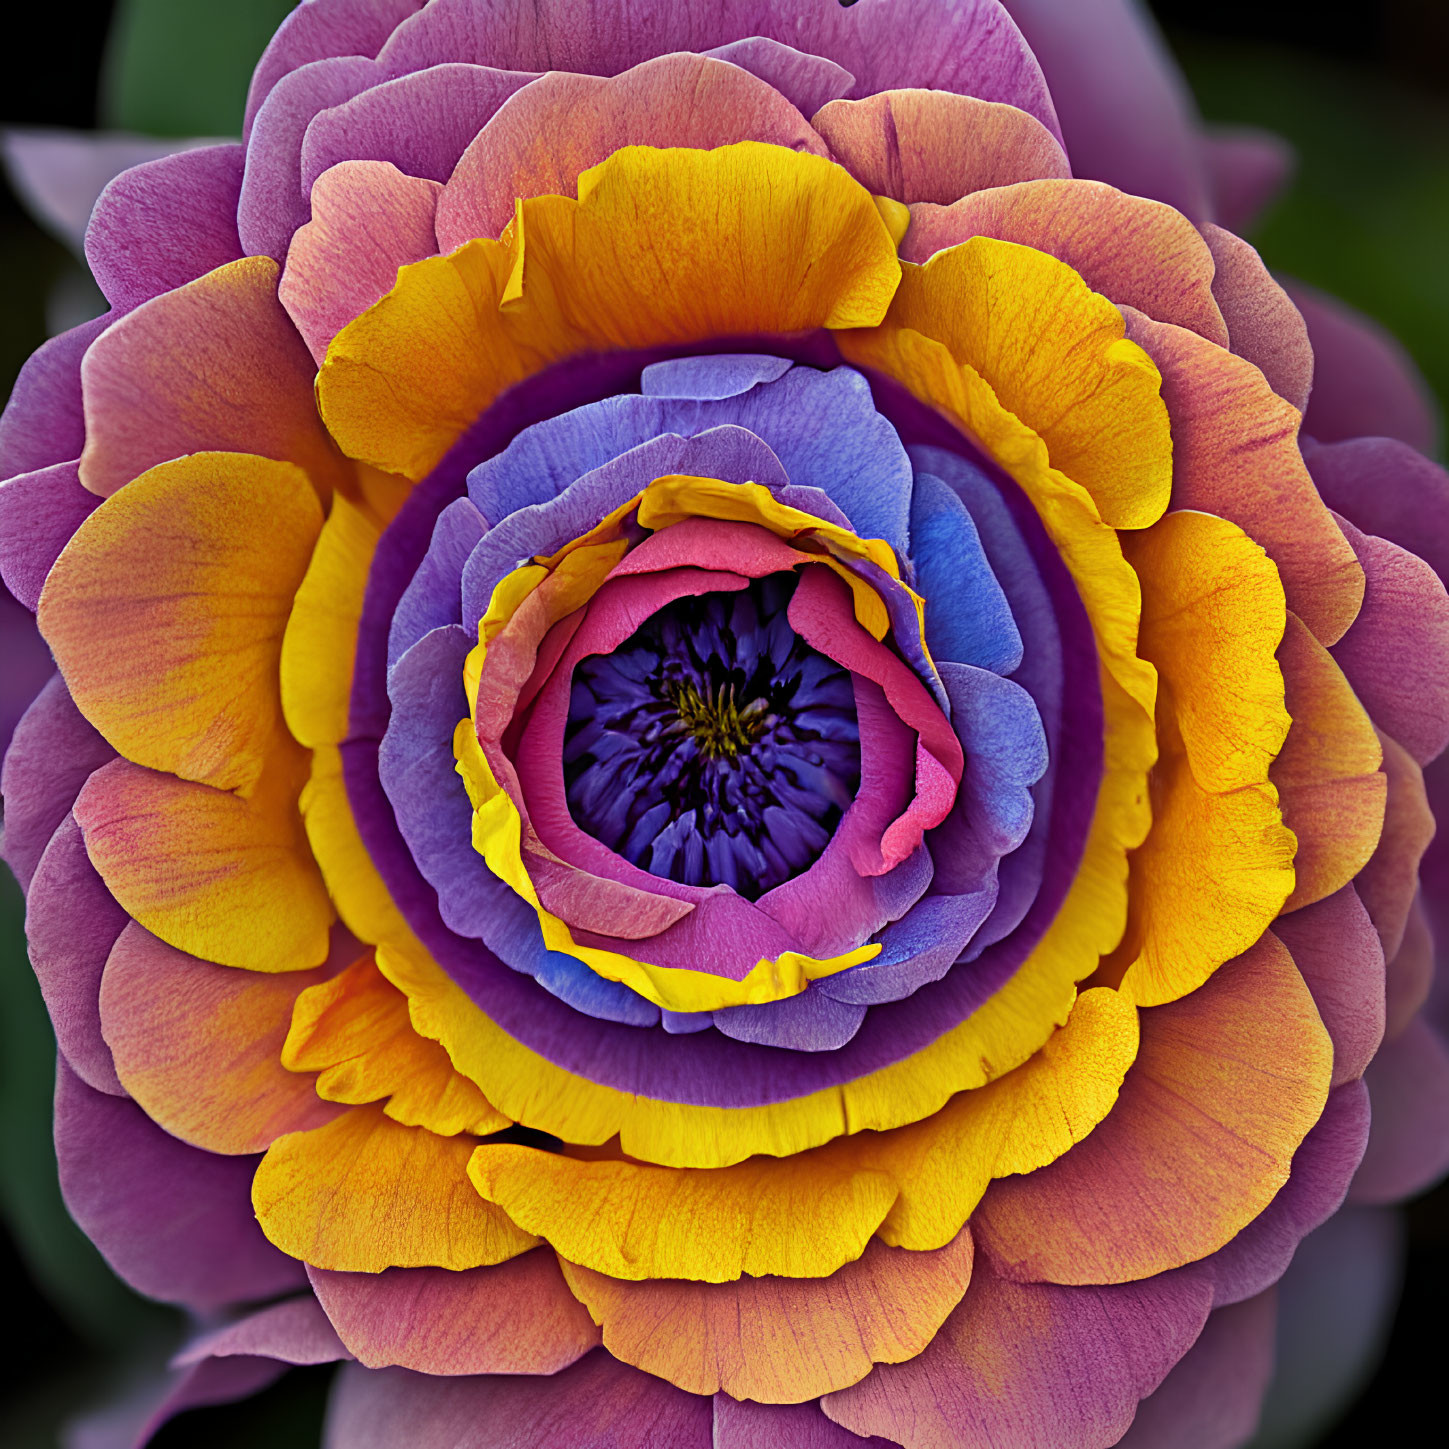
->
[2, 3, 1446, 1447]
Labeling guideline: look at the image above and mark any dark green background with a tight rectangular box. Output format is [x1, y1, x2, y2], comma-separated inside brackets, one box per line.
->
[0, 2, 1444, 1444]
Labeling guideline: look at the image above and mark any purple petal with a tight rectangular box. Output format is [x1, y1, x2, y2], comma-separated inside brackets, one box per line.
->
[26, 815, 126, 1095]
[1001, 0, 1210, 218]
[702, 39, 855, 118]
[1, 675, 113, 892]
[323, 1351, 713, 1449]
[0, 313, 109, 484]
[54, 1058, 306, 1309]
[85, 144, 245, 312]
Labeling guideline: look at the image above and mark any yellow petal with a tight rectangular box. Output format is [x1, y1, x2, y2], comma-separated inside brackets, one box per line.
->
[41, 453, 322, 793]
[254, 1106, 537, 1271]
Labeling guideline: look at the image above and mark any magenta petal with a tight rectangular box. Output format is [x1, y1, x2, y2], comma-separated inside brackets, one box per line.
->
[1272, 888, 1386, 1087]
[54, 1058, 305, 1309]
[26, 815, 126, 1095]
[323, 1351, 713, 1448]
[823, 1255, 1213, 1449]
[1351, 1015, 1449, 1204]
[1290, 278, 1440, 455]
[85, 144, 245, 312]
[308, 1250, 600, 1375]
[0, 461, 101, 611]
[1114, 1290, 1277, 1449]
[2, 680, 113, 893]
[714, 1395, 894, 1448]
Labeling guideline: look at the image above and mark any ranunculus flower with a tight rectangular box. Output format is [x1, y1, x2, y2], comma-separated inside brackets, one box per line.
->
[3, 2, 1448, 1445]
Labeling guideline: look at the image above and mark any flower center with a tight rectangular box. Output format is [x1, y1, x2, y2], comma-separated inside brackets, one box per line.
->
[563, 573, 861, 899]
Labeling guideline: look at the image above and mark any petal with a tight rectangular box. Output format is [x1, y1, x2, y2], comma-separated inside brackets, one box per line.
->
[99, 922, 342, 1155]
[822, 1255, 1213, 1449]
[1273, 888, 1386, 1087]
[903, 179, 1227, 349]
[1330, 512, 1449, 766]
[39, 453, 323, 793]
[1201, 124, 1294, 233]
[253, 1105, 538, 1272]
[0, 313, 108, 483]
[0, 674, 112, 892]
[1122, 307, 1363, 646]
[73, 758, 333, 973]
[323, 1352, 712, 1449]
[309, 1249, 599, 1375]
[55, 1057, 304, 1309]
[437, 53, 827, 247]
[1198, 223, 1311, 412]
[887, 237, 1172, 530]
[714, 1398, 893, 1449]
[1302, 435, 1449, 588]
[1000, 0, 1209, 216]
[299, 62, 536, 192]
[974, 935, 1332, 1285]
[704, 38, 853, 117]
[26, 814, 126, 1095]
[1271, 613, 1386, 912]
[814, 91, 1069, 204]
[1114, 1290, 1277, 1449]
[559, 1229, 973, 1401]
[284, 955, 509, 1137]
[1351, 1016, 1449, 1204]
[78, 257, 349, 499]
[1289, 278, 1439, 455]
[280, 160, 441, 365]
[1355, 732, 1435, 961]
[320, 144, 899, 482]
[85, 144, 245, 312]
[0, 460, 100, 612]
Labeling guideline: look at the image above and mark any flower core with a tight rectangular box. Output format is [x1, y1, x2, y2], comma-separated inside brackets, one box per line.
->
[564, 573, 862, 899]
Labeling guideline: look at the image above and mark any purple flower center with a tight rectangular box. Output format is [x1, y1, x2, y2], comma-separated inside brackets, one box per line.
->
[563, 572, 861, 899]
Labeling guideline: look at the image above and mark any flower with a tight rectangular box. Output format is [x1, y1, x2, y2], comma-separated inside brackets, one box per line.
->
[1, 2, 1447, 1446]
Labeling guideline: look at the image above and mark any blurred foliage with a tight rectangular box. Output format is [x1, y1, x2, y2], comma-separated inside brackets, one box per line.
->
[1168, 33, 1449, 422]
[102, 0, 296, 136]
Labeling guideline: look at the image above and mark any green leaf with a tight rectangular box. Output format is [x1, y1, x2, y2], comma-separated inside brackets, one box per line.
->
[101, 0, 298, 138]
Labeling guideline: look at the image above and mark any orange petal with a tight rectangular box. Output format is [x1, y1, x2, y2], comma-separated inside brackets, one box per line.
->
[99, 921, 340, 1154]
[253, 1105, 538, 1272]
[814, 91, 1069, 205]
[560, 1230, 974, 1403]
[285, 956, 509, 1138]
[40, 453, 322, 793]
[321, 143, 899, 482]
[1272, 613, 1386, 911]
[1199, 223, 1311, 411]
[1123, 307, 1363, 646]
[310, 1249, 599, 1375]
[74, 757, 332, 973]
[904, 179, 1227, 348]
[437, 54, 827, 246]
[974, 934, 1332, 1284]
[79, 256, 350, 499]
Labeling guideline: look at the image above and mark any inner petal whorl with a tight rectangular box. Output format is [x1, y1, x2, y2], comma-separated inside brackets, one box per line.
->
[563, 572, 861, 899]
